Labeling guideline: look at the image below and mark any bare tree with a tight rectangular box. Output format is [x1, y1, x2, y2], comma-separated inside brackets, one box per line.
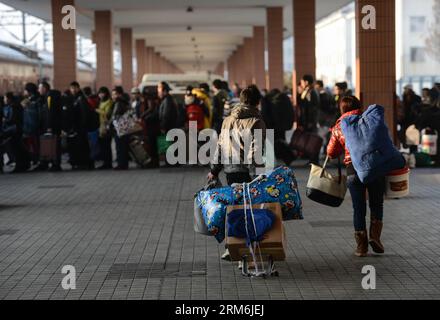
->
[426, 0, 440, 63]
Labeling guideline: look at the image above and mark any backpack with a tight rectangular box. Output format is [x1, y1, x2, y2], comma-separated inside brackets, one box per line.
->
[341, 104, 405, 183]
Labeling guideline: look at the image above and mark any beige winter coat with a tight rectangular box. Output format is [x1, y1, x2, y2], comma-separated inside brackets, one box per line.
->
[211, 104, 266, 176]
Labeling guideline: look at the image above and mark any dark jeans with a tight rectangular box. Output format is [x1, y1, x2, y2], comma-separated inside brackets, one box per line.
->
[115, 135, 130, 169]
[226, 172, 252, 185]
[99, 135, 113, 167]
[347, 174, 385, 231]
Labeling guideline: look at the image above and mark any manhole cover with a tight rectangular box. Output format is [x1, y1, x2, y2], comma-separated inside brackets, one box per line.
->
[309, 221, 353, 228]
[0, 229, 19, 236]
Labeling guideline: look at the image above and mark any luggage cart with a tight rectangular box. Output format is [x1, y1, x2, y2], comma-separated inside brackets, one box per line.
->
[240, 254, 279, 278]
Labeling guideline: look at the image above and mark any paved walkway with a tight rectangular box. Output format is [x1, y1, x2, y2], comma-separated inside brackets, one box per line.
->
[0, 164, 440, 300]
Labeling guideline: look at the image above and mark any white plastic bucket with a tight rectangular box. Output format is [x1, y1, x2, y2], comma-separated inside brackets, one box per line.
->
[421, 130, 438, 156]
[386, 167, 410, 199]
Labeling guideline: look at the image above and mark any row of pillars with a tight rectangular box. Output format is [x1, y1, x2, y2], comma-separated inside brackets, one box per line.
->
[226, 0, 395, 129]
[51, 0, 183, 92]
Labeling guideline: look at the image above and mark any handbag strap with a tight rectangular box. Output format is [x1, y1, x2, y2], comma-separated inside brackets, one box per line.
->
[320, 155, 343, 184]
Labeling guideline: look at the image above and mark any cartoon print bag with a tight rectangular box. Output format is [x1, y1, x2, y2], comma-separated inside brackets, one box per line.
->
[196, 166, 303, 243]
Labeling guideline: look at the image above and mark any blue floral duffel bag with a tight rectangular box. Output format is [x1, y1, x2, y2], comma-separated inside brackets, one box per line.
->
[196, 166, 303, 243]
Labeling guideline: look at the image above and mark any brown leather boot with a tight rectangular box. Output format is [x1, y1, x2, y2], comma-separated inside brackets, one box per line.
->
[369, 219, 384, 253]
[354, 231, 368, 257]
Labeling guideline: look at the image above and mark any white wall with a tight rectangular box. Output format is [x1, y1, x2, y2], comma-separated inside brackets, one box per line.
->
[314, 0, 440, 94]
[399, 0, 440, 77]
[315, 2, 355, 89]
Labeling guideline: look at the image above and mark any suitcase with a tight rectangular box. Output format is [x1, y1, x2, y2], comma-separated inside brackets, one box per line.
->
[290, 129, 323, 159]
[303, 133, 323, 159]
[129, 135, 151, 167]
[40, 134, 58, 161]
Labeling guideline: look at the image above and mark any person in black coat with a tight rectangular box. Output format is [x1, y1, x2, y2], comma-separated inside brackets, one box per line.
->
[141, 89, 160, 168]
[157, 81, 177, 134]
[297, 75, 320, 134]
[2, 92, 30, 173]
[34, 81, 63, 172]
[69, 81, 93, 170]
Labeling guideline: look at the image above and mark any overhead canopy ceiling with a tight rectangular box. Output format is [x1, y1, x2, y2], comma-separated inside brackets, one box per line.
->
[2, 0, 352, 72]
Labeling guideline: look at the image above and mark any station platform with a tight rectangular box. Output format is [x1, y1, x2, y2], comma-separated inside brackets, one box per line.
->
[0, 165, 439, 300]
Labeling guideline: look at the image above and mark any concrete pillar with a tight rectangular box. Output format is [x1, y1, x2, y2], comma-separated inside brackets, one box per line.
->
[227, 56, 232, 82]
[244, 37, 254, 86]
[152, 52, 161, 74]
[231, 51, 238, 86]
[237, 44, 246, 87]
[266, 7, 284, 90]
[145, 47, 154, 74]
[253, 26, 266, 90]
[94, 11, 114, 89]
[217, 62, 225, 77]
[292, 0, 316, 105]
[136, 39, 146, 83]
[51, 0, 77, 90]
[355, 0, 396, 137]
[120, 28, 133, 89]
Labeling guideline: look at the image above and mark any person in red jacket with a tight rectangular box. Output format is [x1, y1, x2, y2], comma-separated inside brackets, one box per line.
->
[327, 95, 385, 257]
[184, 86, 205, 131]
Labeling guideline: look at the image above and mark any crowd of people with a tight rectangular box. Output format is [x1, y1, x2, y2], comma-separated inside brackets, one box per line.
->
[1, 76, 439, 174]
[0, 79, 235, 173]
[1, 75, 439, 259]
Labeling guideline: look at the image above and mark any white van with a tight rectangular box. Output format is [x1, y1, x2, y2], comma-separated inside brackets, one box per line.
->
[139, 72, 225, 98]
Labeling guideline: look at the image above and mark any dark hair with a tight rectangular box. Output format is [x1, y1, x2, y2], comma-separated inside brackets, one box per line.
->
[70, 81, 80, 88]
[316, 80, 324, 88]
[339, 95, 361, 114]
[39, 81, 51, 91]
[160, 81, 171, 92]
[5, 92, 15, 102]
[335, 82, 348, 91]
[112, 86, 124, 95]
[212, 79, 222, 90]
[98, 87, 110, 99]
[222, 81, 230, 92]
[302, 74, 314, 85]
[200, 83, 210, 93]
[240, 85, 262, 107]
[83, 86, 92, 96]
[98, 86, 110, 95]
[25, 82, 38, 94]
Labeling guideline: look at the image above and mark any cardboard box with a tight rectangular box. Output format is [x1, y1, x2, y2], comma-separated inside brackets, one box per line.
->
[226, 202, 286, 262]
